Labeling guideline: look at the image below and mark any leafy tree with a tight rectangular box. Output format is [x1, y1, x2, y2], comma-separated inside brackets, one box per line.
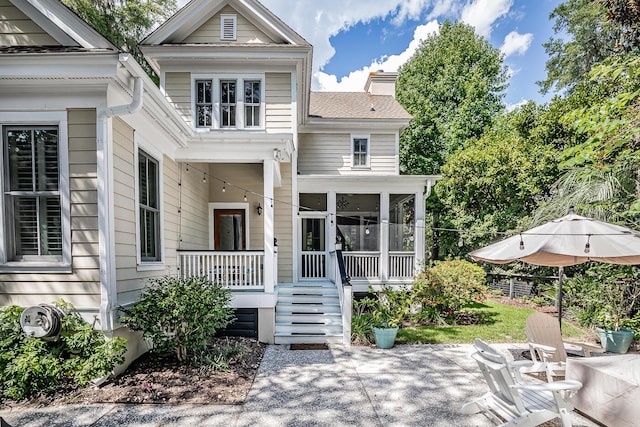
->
[62, 0, 177, 80]
[435, 105, 560, 257]
[534, 55, 640, 226]
[540, 0, 640, 94]
[396, 20, 508, 175]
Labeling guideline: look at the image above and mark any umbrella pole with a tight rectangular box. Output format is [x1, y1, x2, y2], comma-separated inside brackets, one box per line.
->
[557, 266, 564, 328]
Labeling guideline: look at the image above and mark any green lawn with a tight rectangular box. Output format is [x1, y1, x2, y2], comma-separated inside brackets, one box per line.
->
[396, 300, 588, 344]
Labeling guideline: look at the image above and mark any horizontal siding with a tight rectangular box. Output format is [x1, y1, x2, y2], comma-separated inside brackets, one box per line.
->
[298, 133, 398, 175]
[0, 0, 58, 46]
[177, 162, 209, 250]
[0, 109, 100, 309]
[112, 117, 137, 298]
[265, 73, 292, 133]
[164, 72, 192, 127]
[184, 5, 275, 44]
[274, 162, 292, 283]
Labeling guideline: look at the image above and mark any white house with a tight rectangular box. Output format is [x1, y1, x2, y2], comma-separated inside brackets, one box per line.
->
[0, 0, 438, 361]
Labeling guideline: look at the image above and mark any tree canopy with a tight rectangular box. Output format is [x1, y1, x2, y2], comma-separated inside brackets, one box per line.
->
[62, 0, 177, 80]
[396, 20, 508, 175]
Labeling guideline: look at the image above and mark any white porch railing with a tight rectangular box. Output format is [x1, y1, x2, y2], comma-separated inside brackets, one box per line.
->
[343, 251, 380, 279]
[301, 251, 326, 279]
[177, 250, 264, 290]
[389, 252, 415, 279]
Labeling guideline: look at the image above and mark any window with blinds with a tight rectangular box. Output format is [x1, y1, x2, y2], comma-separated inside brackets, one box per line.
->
[3, 127, 62, 260]
[138, 150, 161, 262]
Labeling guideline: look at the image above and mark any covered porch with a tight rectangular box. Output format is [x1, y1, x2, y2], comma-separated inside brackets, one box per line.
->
[297, 175, 438, 292]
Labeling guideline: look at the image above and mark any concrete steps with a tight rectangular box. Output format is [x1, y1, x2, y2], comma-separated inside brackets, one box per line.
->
[274, 281, 343, 344]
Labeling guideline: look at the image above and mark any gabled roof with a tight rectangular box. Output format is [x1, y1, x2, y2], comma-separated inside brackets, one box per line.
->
[309, 92, 412, 121]
[142, 0, 309, 46]
[5, 0, 116, 50]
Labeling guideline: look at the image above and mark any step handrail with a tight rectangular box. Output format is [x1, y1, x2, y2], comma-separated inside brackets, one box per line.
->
[335, 242, 352, 346]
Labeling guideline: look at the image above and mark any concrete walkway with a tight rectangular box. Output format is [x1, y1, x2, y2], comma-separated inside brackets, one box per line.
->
[0, 343, 599, 427]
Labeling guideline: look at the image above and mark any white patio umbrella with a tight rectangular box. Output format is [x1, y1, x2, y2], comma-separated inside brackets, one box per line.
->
[469, 207, 640, 324]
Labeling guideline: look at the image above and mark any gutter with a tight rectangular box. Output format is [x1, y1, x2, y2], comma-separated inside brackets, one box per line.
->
[97, 55, 143, 333]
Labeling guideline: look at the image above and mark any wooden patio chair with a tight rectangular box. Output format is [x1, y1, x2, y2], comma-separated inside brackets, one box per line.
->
[525, 312, 603, 381]
[462, 338, 583, 427]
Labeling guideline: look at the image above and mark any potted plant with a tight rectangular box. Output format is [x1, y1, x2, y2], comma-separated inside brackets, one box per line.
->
[589, 266, 640, 353]
[369, 286, 411, 349]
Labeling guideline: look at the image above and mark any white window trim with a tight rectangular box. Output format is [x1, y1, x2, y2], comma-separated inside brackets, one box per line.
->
[191, 74, 265, 132]
[135, 140, 165, 270]
[0, 111, 71, 272]
[351, 134, 371, 169]
[208, 202, 250, 250]
[220, 14, 237, 41]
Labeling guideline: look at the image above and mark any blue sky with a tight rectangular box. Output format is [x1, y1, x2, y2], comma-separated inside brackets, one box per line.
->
[258, 0, 563, 109]
[177, 0, 564, 108]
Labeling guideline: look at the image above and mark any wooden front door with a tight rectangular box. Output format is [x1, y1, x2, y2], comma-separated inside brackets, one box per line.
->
[214, 209, 246, 250]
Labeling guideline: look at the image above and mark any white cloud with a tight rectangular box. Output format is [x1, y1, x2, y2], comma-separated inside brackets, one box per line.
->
[500, 31, 533, 57]
[174, 1, 521, 92]
[506, 98, 529, 112]
[460, 0, 512, 37]
[315, 20, 440, 91]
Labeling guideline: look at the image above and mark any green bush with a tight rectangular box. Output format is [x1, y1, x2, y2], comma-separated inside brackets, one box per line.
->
[0, 302, 126, 400]
[412, 260, 488, 322]
[564, 265, 640, 331]
[120, 275, 235, 362]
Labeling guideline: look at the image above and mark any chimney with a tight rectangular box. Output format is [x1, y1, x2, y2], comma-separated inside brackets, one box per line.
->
[364, 70, 398, 98]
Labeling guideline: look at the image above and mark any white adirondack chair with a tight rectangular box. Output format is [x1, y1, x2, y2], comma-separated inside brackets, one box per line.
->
[525, 312, 603, 381]
[462, 338, 583, 427]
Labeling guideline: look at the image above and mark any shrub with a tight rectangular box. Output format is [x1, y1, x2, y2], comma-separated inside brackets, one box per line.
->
[412, 260, 488, 321]
[120, 275, 235, 362]
[0, 302, 126, 400]
[351, 296, 377, 345]
[564, 265, 640, 331]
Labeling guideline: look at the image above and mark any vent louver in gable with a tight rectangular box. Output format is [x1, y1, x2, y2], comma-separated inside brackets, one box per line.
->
[221, 14, 237, 41]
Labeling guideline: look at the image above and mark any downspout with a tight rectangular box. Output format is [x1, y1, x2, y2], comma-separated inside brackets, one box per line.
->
[97, 66, 143, 333]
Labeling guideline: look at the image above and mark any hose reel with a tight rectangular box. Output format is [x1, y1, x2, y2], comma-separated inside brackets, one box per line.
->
[19, 304, 65, 338]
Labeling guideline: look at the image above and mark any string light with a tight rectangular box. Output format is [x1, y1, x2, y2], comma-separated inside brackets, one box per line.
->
[243, 192, 248, 202]
[458, 236, 464, 247]
[202, 173, 207, 183]
[173, 164, 637, 245]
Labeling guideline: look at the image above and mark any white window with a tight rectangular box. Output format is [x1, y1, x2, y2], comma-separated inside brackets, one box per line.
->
[193, 75, 264, 130]
[0, 114, 70, 271]
[220, 14, 237, 41]
[352, 135, 370, 168]
[220, 80, 237, 128]
[138, 150, 161, 262]
[196, 80, 213, 128]
[244, 80, 261, 127]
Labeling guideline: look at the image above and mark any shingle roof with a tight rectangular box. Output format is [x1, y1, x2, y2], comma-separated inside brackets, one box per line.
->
[309, 92, 411, 120]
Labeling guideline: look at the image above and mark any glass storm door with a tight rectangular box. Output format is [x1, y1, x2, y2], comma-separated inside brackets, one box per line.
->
[300, 215, 327, 279]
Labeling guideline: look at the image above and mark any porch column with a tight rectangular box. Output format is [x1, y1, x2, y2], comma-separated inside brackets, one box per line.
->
[328, 191, 336, 281]
[263, 160, 275, 293]
[415, 190, 426, 274]
[380, 192, 389, 282]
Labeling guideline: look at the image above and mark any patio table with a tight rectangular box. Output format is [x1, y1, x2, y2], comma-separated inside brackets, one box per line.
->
[566, 354, 640, 427]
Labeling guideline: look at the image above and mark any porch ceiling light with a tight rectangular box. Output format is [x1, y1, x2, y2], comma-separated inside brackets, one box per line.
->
[337, 196, 349, 210]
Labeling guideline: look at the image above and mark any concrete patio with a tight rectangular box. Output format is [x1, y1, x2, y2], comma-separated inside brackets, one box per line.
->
[0, 343, 600, 426]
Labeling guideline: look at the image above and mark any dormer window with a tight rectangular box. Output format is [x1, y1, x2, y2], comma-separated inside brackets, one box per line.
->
[221, 14, 237, 41]
[193, 74, 264, 130]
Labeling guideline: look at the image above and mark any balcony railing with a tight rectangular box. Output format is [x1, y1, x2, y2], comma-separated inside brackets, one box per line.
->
[389, 252, 415, 279]
[343, 251, 380, 279]
[177, 250, 264, 290]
